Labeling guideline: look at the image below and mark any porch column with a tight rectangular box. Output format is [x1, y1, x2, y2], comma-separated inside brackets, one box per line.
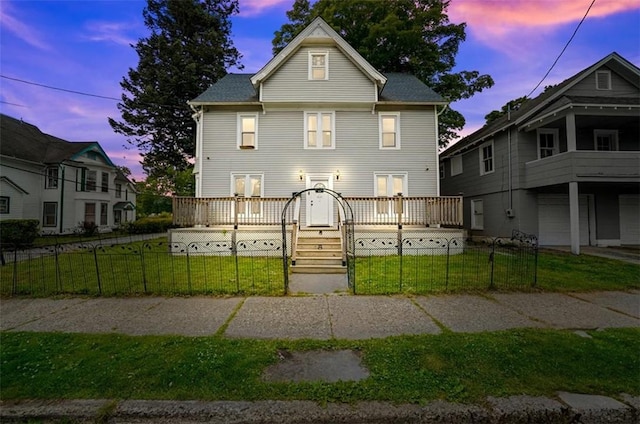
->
[569, 181, 580, 255]
[566, 112, 576, 152]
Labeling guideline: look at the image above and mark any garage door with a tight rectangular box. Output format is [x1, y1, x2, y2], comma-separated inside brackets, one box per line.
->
[538, 194, 589, 246]
[619, 195, 640, 245]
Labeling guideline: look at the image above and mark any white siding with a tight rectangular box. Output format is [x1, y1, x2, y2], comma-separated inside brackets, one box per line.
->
[538, 194, 589, 245]
[261, 46, 376, 103]
[199, 107, 439, 199]
[619, 194, 640, 245]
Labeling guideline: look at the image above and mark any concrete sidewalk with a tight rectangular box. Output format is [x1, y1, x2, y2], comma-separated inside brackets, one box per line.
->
[2, 291, 638, 338]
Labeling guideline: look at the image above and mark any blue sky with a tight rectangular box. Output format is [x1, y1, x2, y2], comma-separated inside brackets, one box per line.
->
[1, 0, 639, 180]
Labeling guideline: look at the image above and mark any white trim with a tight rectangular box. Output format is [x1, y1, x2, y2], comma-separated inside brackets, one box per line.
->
[308, 51, 329, 80]
[479, 140, 494, 176]
[537, 128, 559, 159]
[305, 173, 334, 227]
[236, 113, 259, 150]
[378, 112, 401, 149]
[595, 70, 611, 90]
[230, 173, 264, 217]
[373, 172, 409, 218]
[304, 111, 336, 149]
[594, 129, 618, 151]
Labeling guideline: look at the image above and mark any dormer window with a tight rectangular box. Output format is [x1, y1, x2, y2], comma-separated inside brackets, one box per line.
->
[309, 52, 328, 80]
[596, 70, 611, 90]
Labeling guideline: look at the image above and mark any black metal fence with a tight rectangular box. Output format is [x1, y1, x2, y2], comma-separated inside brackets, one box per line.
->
[353, 231, 538, 294]
[2, 231, 537, 297]
[1, 238, 285, 297]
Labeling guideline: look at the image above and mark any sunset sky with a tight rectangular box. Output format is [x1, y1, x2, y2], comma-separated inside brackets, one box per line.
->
[1, 0, 639, 180]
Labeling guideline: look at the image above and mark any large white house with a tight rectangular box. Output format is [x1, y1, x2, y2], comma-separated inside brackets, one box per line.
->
[174, 17, 462, 272]
[0, 114, 137, 234]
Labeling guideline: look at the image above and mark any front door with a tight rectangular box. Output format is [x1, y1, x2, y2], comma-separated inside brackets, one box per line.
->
[306, 176, 332, 226]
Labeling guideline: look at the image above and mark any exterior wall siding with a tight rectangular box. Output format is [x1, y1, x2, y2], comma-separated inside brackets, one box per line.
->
[261, 46, 376, 103]
[199, 107, 438, 199]
[567, 67, 638, 97]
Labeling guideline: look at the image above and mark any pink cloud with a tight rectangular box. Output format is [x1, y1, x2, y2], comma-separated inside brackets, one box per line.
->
[0, 1, 52, 51]
[83, 21, 138, 46]
[448, 0, 640, 54]
[238, 0, 290, 16]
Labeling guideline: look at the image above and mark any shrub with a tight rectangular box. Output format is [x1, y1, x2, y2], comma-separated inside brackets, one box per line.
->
[77, 221, 99, 237]
[0, 219, 40, 248]
[124, 215, 175, 234]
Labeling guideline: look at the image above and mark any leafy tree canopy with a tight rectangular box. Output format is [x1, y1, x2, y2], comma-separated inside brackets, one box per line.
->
[109, 0, 240, 192]
[135, 167, 195, 217]
[484, 96, 529, 124]
[273, 0, 494, 147]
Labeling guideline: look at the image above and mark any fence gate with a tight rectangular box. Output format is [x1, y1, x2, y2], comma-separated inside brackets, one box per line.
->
[281, 188, 355, 294]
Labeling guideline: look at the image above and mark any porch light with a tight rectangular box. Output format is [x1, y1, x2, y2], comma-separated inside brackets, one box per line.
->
[299, 169, 304, 181]
[335, 169, 340, 180]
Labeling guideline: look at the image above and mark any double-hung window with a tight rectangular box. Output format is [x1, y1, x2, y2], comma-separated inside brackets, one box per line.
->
[101, 172, 109, 192]
[0, 196, 9, 214]
[100, 203, 108, 225]
[45, 167, 59, 189]
[379, 113, 400, 149]
[43, 202, 57, 227]
[537, 128, 559, 159]
[479, 141, 494, 175]
[115, 183, 122, 198]
[309, 52, 328, 80]
[233, 174, 263, 216]
[305, 112, 334, 149]
[594, 129, 618, 151]
[375, 173, 407, 215]
[86, 170, 97, 191]
[84, 203, 96, 224]
[238, 113, 258, 149]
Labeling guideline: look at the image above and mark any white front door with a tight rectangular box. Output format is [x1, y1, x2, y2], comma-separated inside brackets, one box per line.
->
[306, 176, 332, 226]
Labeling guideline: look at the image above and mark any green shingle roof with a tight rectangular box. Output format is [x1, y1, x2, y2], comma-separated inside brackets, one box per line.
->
[191, 73, 444, 104]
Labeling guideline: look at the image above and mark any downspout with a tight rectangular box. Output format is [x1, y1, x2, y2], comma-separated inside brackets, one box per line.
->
[59, 165, 65, 234]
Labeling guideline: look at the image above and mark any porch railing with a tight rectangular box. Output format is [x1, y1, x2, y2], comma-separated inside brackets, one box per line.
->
[173, 195, 463, 228]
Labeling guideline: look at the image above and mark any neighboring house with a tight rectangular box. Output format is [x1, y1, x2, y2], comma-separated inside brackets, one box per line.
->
[187, 17, 448, 223]
[0, 114, 137, 234]
[439, 52, 640, 253]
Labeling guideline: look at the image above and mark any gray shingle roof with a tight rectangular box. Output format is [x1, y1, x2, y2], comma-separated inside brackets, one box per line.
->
[1, 114, 106, 165]
[191, 74, 258, 103]
[191, 72, 443, 104]
[380, 73, 444, 103]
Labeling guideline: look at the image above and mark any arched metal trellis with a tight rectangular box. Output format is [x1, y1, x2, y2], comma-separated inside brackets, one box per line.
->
[281, 187, 355, 294]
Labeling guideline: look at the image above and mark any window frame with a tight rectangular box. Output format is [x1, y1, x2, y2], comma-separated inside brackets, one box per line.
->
[450, 155, 463, 176]
[479, 141, 494, 176]
[304, 111, 335, 149]
[43, 202, 57, 227]
[100, 202, 108, 226]
[85, 170, 97, 191]
[594, 129, 618, 151]
[237, 113, 259, 150]
[84, 202, 96, 225]
[0, 196, 9, 214]
[379, 113, 401, 149]
[537, 128, 559, 159]
[374, 172, 408, 216]
[115, 183, 122, 198]
[231, 173, 264, 216]
[45, 167, 59, 189]
[308, 51, 329, 81]
[101, 172, 109, 193]
[595, 70, 611, 90]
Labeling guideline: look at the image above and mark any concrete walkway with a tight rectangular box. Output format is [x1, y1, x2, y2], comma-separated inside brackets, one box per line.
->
[2, 292, 639, 423]
[2, 290, 638, 338]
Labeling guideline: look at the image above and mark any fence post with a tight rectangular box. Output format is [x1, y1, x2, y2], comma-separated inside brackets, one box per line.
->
[11, 247, 18, 295]
[54, 245, 62, 293]
[93, 246, 102, 295]
[489, 239, 495, 290]
[446, 239, 451, 290]
[234, 194, 239, 230]
[140, 244, 147, 293]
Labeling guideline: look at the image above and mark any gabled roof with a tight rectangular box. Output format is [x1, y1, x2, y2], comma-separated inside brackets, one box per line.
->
[191, 72, 445, 105]
[0, 114, 115, 167]
[250, 17, 386, 88]
[441, 52, 640, 158]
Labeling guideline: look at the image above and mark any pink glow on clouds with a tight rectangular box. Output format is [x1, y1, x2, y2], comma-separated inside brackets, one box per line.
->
[83, 21, 138, 47]
[238, 0, 290, 16]
[448, 0, 640, 55]
[0, 2, 52, 51]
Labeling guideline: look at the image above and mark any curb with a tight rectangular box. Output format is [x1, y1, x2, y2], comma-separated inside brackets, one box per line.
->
[2, 394, 638, 423]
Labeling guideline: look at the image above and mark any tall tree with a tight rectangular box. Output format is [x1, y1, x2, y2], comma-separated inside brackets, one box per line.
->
[273, 0, 493, 148]
[484, 96, 529, 124]
[109, 0, 240, 193]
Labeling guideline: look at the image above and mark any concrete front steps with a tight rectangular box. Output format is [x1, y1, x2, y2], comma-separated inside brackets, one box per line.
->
[291, 229, 346, 274]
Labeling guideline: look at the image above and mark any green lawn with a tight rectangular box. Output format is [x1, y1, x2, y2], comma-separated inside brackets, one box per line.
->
[1, 329, 638, 403]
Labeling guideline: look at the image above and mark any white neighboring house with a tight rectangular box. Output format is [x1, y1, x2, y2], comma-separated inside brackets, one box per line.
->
[0, 114, 137, 234]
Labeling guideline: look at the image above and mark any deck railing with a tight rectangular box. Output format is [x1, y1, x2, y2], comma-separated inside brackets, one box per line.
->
[173, 195, 463, 228]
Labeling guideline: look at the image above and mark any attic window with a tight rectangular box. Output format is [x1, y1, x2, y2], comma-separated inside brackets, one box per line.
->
[596, 71, 611, 90]
[309, 52, 328, 80]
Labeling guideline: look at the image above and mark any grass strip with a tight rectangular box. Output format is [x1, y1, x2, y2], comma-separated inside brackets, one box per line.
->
[2, 328, 638, 403]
